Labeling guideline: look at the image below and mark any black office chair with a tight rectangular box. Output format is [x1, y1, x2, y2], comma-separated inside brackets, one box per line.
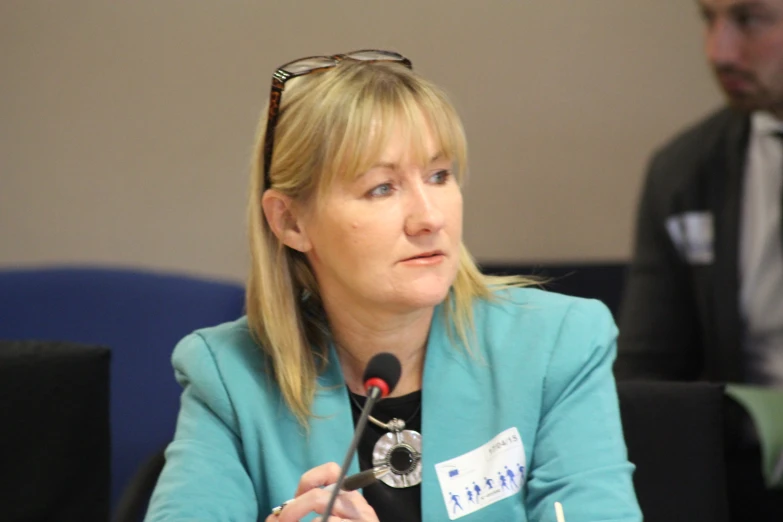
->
[618, 381, 730, 522]
[0, 340, 111, 521]
[113, 449, 166, 522]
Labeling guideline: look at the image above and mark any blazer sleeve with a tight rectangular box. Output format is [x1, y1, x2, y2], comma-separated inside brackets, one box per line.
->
[615, 151, 703, 380]
[145, 333, 258, 521]
[526, 300, 642, 522]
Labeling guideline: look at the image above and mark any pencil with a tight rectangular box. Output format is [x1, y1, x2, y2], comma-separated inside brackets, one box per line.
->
[554, 501, 566, 522]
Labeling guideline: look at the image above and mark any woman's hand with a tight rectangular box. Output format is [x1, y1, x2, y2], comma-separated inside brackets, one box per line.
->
[267, 462, 380, 522]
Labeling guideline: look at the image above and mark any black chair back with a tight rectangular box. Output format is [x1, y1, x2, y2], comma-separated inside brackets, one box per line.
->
[0, 340, 110, 521]
[618, 381, 730, 522]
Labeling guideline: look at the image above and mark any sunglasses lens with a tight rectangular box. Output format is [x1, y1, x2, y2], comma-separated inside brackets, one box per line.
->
[282, 56, 337, 75]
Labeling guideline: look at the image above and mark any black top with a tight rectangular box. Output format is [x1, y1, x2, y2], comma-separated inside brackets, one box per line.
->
[348, 389, 422, 522]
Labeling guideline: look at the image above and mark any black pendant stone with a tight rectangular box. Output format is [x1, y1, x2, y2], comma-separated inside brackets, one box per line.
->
[389, 445, 416, 474]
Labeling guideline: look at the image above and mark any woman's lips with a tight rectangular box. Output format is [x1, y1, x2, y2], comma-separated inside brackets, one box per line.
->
[401, 252, 446, 266]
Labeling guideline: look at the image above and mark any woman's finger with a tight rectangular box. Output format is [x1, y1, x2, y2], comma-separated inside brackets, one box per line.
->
[314, 491, 379, 522]
[275, 488, 361, 522]
[294, 461, 341, 497]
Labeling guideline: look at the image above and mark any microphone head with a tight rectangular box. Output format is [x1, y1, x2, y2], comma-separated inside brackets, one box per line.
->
[362, 352, 401, 398]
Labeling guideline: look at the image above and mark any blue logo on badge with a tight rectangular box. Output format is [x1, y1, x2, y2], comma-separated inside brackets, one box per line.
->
[449, 469, 460, 478]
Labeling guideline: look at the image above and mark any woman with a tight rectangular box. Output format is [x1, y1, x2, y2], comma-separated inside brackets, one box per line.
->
[146, 50, 642, 521]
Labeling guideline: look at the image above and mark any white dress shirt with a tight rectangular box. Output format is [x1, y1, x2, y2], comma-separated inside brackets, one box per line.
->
[739, 111, 783, 387]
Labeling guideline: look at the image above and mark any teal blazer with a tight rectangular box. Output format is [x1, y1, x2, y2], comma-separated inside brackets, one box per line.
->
[146, 288, 642, 521]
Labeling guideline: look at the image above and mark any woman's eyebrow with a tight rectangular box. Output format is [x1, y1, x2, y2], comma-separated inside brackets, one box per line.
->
[368, 161, 399, 171]
[364, 152, 445, 174]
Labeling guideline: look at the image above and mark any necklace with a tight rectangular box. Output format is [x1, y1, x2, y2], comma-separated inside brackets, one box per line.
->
[349, 391, 423, 488]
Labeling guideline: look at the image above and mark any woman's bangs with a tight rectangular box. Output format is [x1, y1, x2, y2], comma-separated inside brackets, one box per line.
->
[331, 91, 465, 186]
[315, 67, 467, 203]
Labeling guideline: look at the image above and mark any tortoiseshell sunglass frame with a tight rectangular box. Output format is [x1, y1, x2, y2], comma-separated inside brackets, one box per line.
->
[261, 50, 413, 191]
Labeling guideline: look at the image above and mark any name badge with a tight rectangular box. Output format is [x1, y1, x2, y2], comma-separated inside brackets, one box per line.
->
[434, 427, 526, 520]
[665, 211, 714, 264]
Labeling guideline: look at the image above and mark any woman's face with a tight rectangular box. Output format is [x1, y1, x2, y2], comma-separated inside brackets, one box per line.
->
[300, 122, 463, 315]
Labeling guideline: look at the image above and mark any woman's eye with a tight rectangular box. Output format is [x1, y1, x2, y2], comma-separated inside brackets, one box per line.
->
[368, 183, 393, 198]
[429, 170, 451, 184]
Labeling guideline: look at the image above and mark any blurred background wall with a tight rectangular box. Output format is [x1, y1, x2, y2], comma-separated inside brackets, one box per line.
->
[0, 0, 723, 282]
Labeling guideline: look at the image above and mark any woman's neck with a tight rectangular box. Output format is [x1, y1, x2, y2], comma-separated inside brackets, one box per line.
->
[325, 299, 434, 398]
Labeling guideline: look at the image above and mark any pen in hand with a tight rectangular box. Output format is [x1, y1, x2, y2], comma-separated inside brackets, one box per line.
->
[271, 466, 389, 516]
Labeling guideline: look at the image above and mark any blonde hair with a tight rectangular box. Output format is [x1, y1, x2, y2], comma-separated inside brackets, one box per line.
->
[246, 59, 534, 425]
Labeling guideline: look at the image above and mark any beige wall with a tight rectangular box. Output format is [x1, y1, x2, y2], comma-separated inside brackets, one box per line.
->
[0, 1, 723, 282]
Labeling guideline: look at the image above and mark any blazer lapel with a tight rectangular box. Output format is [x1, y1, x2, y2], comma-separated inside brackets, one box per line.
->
[419, 306, 525, 521]
[309, 346, 361, 474]
[711, 109, 750, 382]
[420, 310, 481, 521]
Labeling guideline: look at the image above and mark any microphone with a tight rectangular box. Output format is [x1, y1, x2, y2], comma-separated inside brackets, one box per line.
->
[321, 352, 401, 520]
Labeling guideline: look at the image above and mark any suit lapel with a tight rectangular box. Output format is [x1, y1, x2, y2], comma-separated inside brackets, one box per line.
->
[420, 309, 480, 521]
[419, 306, 518, 521]
[309, 345, 361, 475]
[711, 110, 750, 382]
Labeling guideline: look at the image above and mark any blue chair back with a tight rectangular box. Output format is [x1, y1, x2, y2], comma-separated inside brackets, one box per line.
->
[0, 266, 245, 510]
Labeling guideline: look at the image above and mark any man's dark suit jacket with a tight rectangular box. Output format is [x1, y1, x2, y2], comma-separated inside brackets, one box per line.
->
[616, 107, 751, 383]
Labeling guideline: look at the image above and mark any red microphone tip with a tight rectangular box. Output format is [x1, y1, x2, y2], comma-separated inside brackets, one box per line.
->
[364, 377, 390, 398]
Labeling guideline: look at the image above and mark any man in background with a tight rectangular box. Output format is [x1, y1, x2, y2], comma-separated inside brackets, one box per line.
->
[617, 1, 783, 518]
[617, 0, 783, 387]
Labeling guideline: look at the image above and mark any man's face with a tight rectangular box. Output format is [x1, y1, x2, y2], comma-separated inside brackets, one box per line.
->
[700, 0, 783, 116]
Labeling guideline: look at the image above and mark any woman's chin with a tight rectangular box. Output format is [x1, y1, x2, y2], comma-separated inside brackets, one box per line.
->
[394, 284, 453, 310]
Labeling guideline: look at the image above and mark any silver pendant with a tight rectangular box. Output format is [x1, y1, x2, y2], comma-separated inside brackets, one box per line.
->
[371, 424, 422, 488]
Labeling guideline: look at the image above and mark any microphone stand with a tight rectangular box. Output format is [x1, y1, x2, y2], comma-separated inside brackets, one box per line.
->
[321, 385, 382, 520]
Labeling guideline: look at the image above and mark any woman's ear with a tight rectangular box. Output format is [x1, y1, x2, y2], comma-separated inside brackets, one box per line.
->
[261, 190, 312, 253]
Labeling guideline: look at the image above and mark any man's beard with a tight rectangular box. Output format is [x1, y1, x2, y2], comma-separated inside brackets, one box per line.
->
[725, 91, 783, 115]
[714, 66, 783, 114]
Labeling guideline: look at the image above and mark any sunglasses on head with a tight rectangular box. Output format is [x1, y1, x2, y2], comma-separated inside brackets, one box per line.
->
[262, 50, 413, 190]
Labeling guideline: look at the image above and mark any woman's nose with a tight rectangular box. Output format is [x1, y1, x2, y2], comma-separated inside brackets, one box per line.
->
[404, 183, 445, 236]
